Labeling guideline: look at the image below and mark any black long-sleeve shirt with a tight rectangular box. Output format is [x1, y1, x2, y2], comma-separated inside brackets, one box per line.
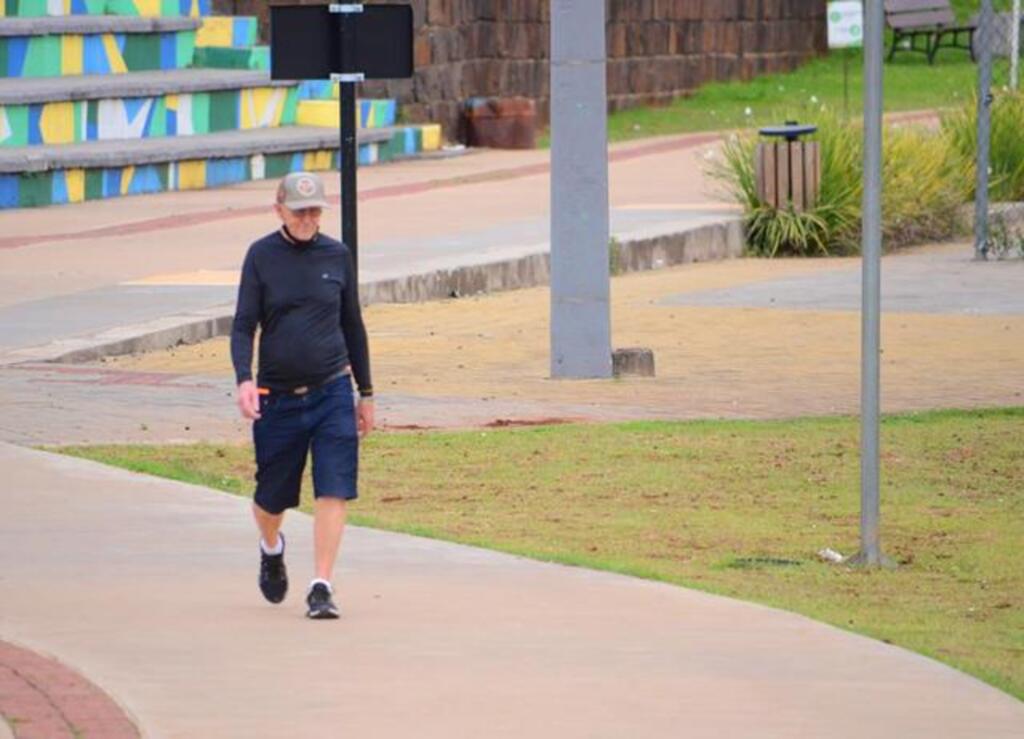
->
[231, 230, 371, 394]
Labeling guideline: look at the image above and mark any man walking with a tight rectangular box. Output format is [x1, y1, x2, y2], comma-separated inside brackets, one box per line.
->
[231, 171, 374, 619]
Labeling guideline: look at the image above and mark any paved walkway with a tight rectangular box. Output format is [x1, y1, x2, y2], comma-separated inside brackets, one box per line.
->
[0, 133, 727, 309]
[1, 130, 1022, 736]
[2, 443, 1022, 738]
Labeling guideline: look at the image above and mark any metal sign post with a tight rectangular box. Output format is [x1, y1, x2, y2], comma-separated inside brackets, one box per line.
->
[335, 5, 362, 274]
[975, 0, 995, 261]
[850, 0, 893, 569]
[270, 3, 413, 275]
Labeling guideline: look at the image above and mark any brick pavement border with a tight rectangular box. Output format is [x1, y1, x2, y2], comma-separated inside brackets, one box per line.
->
[0, 641, 138, 739]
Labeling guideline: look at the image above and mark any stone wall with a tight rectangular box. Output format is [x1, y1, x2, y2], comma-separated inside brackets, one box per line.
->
[215, 0, 827, 140]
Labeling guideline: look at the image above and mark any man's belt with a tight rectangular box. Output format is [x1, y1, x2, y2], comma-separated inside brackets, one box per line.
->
[263, 369, 349, 397]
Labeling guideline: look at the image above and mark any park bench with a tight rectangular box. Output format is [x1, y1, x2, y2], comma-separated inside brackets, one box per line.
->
[884, 0, 976, 64]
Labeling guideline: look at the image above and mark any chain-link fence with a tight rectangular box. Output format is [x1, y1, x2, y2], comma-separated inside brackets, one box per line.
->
[974, 0, 1024, 259]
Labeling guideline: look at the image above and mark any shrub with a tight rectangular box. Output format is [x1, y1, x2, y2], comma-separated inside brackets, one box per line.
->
[711, 111, 968, 257]
[943, 90, 1024, 202]
[883, 124, 969, 247]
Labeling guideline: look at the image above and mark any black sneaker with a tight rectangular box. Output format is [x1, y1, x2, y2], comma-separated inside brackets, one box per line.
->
[306, 582, 340, 619]
[258, 534, 288, 604]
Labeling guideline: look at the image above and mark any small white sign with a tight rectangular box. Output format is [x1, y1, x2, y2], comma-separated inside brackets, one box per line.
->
[828, 1, 864, 49]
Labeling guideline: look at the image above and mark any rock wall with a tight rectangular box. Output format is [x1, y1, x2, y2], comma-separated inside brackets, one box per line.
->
[216, 0, 827, 140]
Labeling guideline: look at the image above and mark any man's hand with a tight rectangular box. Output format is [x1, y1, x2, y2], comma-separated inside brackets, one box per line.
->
[357, 398, 375, 437]
[237, 380, 262, 420]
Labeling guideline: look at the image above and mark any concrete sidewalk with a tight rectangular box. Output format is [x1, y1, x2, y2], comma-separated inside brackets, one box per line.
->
[3, 442, 1022, 738]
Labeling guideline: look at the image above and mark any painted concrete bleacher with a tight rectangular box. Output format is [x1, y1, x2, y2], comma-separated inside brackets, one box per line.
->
[0, 0, 441, 208]
[0, 0, 211, 18]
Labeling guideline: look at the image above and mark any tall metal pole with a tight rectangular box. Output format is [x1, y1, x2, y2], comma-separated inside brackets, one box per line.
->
[852, 0, 889, 568]
[1012, 0, 1021, 90]
[549, 0, 612, 378]
[975, 0, 994, 260]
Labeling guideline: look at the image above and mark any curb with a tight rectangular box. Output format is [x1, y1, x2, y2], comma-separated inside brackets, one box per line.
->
[363, 218, 744, 303]
[2, 217, 744, 366]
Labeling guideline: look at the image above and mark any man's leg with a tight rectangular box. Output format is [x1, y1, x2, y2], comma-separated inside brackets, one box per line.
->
[313, 497, 347, 582]
[306, 377, 357, 619]
[253, 501, 284, 550]
[251, 392, 307, 605]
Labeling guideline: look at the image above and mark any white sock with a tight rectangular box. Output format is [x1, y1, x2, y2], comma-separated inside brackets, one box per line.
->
[260, 537, 284, 555]
[309, 578, 332, 593]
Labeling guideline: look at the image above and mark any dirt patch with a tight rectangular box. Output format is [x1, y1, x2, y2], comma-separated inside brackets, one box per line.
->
[485, 417, 576, 428]
[98, 249, 1024, 423]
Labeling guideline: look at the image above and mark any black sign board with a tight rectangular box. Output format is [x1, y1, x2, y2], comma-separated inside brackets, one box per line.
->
[270, 4, 413, 80]
[269, 4, 415, 276]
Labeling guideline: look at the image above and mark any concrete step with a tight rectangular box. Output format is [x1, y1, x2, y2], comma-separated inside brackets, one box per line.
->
[0, 70, 298, 146]
[0, 68, 290, 105]
[0, 70, 402, 146]
[0, 15, 198, 76]
[0, 125, 392, 172]
[0, 122, 443, 207]
[0, 14, 197, 34]
[0, 0, 211, 18]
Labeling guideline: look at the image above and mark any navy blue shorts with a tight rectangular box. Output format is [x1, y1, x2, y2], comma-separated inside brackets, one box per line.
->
[252, 375, 358, 515]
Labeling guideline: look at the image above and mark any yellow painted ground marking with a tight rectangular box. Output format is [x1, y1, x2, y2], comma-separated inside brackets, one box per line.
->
[123, 270, 240, 286]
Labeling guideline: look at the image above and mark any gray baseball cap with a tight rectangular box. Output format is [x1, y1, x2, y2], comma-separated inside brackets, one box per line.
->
[276, 171, 330, 210]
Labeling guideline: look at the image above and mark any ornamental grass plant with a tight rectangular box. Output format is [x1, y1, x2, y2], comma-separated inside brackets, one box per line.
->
[944, 90, 1024, 203]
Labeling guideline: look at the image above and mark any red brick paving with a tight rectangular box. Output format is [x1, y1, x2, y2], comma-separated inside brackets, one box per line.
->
[0, 641, 137, 739]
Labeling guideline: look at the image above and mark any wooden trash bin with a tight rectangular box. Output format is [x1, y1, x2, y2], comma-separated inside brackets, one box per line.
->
[464, 96, 537, 149]
[756, 124, 821, 212]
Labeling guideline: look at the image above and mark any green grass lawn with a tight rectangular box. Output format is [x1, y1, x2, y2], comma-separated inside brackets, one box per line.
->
[588, 49, 990, 146]
[547, 1, 999, 145]
[58, 407, 1024, 700]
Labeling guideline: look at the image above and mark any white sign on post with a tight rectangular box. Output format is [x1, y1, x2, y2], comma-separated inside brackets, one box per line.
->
[828, 1, 864, 48]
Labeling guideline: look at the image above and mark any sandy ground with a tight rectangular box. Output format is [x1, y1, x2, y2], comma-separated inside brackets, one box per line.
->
[104, 244, 1024, 423]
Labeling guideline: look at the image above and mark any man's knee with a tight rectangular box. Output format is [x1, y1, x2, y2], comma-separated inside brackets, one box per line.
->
[253, 500, 287, 518]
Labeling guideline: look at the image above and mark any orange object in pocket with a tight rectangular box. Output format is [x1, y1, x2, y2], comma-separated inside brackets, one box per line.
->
[258, 387, 270, 396]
